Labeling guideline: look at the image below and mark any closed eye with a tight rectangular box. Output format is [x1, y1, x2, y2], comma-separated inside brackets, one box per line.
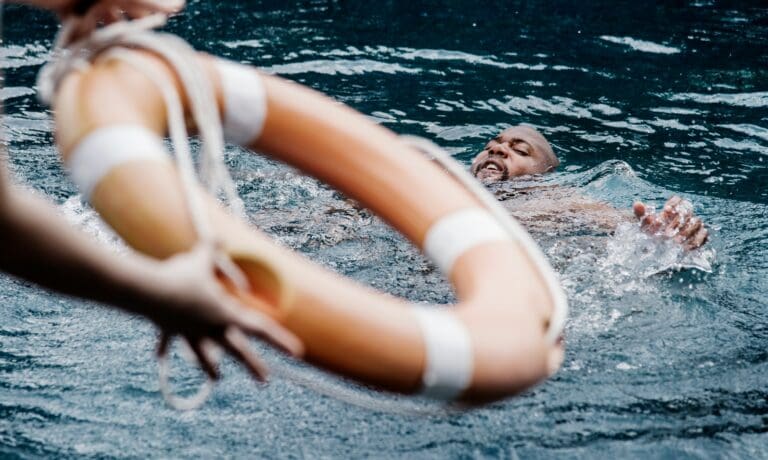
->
[510, 140, 532, 156]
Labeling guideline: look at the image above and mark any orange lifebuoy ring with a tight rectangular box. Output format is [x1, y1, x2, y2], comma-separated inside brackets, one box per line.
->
[52, 49, 567, 404]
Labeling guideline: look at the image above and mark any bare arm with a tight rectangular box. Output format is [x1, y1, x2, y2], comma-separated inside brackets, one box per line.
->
[499, 185, 626, 236]
[1, 0, 303, 377]
[498, 185, 708, 249]
[0, 184, 188, 315]
[0, 162, 300, 379]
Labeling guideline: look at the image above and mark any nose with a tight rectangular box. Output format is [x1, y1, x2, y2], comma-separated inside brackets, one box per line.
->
[489, 144, 509, 158]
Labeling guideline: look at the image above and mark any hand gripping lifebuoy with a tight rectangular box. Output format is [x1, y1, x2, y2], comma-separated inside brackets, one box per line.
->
[52, 48, 567, 404]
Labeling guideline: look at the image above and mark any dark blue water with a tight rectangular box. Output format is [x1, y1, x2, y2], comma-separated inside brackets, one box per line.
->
[2, 1, 768, 458]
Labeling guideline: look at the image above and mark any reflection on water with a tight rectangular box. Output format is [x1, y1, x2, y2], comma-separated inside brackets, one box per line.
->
[2, 0, 768, 458]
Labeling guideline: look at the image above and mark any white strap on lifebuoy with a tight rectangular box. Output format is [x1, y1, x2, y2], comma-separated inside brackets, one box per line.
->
[423, 208, 509, 276]
[67, 124, 171, 201]
[413, 307, 473, 399]
[403, 135, 569, 347]
[215, 59, 268, 146]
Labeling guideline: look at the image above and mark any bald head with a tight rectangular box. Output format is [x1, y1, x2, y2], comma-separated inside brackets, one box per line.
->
[471, 125, 559, 182]
[502, 125, 559, 171]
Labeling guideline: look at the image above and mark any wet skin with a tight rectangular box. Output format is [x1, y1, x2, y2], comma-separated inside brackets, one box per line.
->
[471, 126, 708, 250]
[633, 196, 708, 250]
[470, 126, 556, 182]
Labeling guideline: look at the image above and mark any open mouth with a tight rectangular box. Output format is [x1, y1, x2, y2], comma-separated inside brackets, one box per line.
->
[474, 158, 508, 181]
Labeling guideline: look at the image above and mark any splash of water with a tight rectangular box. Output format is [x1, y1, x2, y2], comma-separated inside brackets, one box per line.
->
[604, 222, 715, 279]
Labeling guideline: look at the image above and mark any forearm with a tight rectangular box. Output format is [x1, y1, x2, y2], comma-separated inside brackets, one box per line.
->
[0, 186, 170, 315]
[501, 187, 628, 235]
[0, 187, 303, 384]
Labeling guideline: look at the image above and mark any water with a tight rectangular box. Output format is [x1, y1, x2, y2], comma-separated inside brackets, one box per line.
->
[2, 1, 768, 458]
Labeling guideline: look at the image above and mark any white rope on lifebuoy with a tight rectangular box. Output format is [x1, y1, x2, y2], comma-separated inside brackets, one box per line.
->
[38, 12, 248, 411]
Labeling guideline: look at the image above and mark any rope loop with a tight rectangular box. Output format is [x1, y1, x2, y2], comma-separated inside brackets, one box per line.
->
[157, 336, 216, 411]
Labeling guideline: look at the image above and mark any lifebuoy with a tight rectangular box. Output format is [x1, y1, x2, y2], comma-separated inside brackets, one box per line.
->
[53, 50, 566, 403]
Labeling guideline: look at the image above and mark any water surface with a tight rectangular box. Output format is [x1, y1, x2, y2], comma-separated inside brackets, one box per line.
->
[2, 1, 767, 458]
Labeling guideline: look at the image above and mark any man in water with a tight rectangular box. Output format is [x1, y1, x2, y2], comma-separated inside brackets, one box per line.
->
[470, 125, 709, 250]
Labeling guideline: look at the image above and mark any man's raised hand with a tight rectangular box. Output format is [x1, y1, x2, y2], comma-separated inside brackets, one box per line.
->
[633, 195, 709, 250]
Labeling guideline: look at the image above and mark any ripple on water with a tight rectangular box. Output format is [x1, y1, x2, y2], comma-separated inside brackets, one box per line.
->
[650, 106, 708, 116]
[487, 95, 594, 119]
[711, 138, 768, 156]
[3, 1, 768, 457]
[262, 59, 421, 76]
[599, 36, 682, 55]
[667, 91, 768, 108]
[0, 86, 36, 102]
[423, 122, 499, 142]
[720, 124, 768, 143]
[2, 113, 53, 144]
[0, 43, 49, 69]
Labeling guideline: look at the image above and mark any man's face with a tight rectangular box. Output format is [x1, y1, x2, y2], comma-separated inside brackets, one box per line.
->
[470, 126, 555, 182]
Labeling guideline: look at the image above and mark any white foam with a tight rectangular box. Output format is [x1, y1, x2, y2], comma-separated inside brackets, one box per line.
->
[600, 36, 681, 55]
[0, 87, 35, 101]
[720, 124, 768, 143]
[668, 91, 768, 108]
[263, 59, 420, 76]
[221, 39, 266, 49]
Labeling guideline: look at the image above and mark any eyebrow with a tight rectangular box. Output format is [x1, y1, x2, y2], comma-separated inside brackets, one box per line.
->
[508, 138, 532, 149]
[488, 136, 533, 151]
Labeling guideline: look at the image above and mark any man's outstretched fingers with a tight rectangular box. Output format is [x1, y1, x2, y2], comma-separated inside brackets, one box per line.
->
[664, 213, 683, 237]
[636, 195, 709, 250]
[106, 4, 125, 21]
[123, 5, 153, 18]
[221, 327, 269, 382]
[679, 217, 702, 239]
[688, 227, 709, 250]
[659, 197, 680, 222]
[67, 15, 96, 44]
[642, 213, 662, 233]
[71, 0, 99, 16]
